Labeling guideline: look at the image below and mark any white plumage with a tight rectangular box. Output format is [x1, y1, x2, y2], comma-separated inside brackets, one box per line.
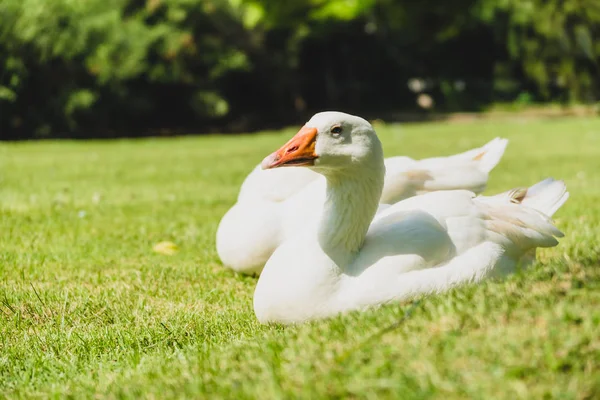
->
[253, 112, 568, 324]
[218, 128, 509, 275]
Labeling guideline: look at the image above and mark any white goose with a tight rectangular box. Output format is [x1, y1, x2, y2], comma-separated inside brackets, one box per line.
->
[218, 135, 508, 275]
[238, 137, 508, 204]
[253, 112, 569, 324]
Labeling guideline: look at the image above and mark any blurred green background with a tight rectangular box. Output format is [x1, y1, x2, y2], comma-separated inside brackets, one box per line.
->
[1, 0, 599, 139]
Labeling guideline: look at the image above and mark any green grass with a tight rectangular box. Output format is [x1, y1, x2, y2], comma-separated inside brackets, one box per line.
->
[1, 117, 599, 399]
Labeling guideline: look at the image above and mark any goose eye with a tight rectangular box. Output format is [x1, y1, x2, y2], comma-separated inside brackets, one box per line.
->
[330, 125, 342, 136]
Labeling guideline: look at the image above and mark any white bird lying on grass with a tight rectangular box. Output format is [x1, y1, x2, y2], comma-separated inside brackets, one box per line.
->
[252, 111, 568, 324]
[218, 124, 509, 275]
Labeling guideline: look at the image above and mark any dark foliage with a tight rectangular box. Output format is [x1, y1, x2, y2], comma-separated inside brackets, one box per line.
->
[1, 0, 598, 139]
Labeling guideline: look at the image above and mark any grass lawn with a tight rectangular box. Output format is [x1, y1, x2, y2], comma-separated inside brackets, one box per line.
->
[1, 117, 599, 399]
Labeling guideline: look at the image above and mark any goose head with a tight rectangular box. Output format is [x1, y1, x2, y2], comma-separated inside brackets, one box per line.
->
[261, 111, 384, 176]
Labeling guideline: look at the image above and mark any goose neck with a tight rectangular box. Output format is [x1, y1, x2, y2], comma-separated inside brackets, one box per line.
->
[317, 167, 384, 257]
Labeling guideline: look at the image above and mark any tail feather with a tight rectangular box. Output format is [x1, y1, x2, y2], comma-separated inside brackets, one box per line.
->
[474, 137, 509, 173]
[520, 178, 570, 217]
[440, 137, 509, 172]
[477, 178, 569, 252]
[477, 178, 569, 218]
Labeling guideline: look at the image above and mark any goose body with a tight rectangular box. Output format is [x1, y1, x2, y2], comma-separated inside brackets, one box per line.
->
[218, 136, 508, 275]
[253, 112, 569, 324]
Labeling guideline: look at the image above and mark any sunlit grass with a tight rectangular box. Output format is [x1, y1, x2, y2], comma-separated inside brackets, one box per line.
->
[1, 117, 599, 398]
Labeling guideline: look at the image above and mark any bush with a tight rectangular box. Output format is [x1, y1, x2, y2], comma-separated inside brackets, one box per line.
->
[0, 0, 256, 138]
[0, 0, 598, 139]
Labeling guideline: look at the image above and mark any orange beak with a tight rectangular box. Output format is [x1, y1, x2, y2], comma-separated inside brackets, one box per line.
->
[261, 126, 318, 170]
